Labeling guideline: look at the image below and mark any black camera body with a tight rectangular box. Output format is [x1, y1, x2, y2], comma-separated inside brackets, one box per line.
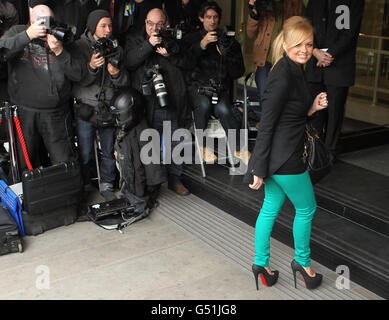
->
[142, 64, 168, 108]
[215, 26, 236, 54]
[197, 79, 223, 105]
[157, 26, 183, 40]
[47, 25, 76, 44]
[38, 16, 76, 44]
[155, 27, 180, 55]
[92, 36, 120, 68]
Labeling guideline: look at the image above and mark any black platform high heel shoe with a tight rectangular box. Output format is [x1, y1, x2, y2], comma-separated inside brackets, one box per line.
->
[252, 264, 279, 290]
[291, 259, 323, 290]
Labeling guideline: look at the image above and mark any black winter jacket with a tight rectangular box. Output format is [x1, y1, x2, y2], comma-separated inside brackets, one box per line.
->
[124, 27, 195, 127]
[245, 53, 313, 181]
[305, 0, 365, 87]
[183, 28, 245, 92]
[72, 30, 129, 108]
[116, 117, 167, 198]
[0, 25, 86, 111]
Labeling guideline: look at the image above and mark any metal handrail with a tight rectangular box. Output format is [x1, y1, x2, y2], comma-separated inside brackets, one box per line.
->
[359, 33, 389, 40]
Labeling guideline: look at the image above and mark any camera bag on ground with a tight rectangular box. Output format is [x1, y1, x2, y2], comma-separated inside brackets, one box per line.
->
[0, 204, 23, 256]
[87, 194, 150, 232]
[21, 161, 83, 236]
[0, 180, 25, 237]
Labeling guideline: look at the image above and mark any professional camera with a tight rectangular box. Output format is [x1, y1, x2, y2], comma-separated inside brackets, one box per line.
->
[47, 24, 76, 44]
[38, 16, 76, 44]
[197, 79, 223, 105]
[215, 26, 236, 54]
[155, 27, 180, 55]
[92, 36, 120, 68]
[142, 64, 168, 108]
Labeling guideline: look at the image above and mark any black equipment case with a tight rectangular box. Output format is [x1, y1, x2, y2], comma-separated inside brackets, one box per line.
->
[21, 161, 83, 235]
[0, 205, 23, 255]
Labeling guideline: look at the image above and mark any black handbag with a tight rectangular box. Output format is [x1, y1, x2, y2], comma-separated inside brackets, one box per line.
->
[303, 123, 332, 184]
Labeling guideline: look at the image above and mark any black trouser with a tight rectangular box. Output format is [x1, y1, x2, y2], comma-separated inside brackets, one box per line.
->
[308, 83, 349, 154]
[151, 108, 183, 187]
[15, 107, 78, 173]
[189, 90, 241, 150]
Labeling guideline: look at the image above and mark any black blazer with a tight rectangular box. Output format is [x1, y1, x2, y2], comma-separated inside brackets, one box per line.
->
[305, 0, 365, 87]
[246, 53, 313, 181]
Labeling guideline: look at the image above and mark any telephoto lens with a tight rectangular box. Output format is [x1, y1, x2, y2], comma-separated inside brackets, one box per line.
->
[152, 73, 168, 107]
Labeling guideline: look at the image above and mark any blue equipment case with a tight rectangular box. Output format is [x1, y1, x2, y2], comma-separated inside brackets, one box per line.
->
[0, 180, 25, 237]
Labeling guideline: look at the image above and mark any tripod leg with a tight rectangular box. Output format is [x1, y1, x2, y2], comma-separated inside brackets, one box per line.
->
[5, 103, 20, 183]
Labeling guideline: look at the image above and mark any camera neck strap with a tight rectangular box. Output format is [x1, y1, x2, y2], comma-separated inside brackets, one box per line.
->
[97, 62, 107, 103]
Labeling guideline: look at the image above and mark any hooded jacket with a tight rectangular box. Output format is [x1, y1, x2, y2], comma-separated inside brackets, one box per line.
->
[72, 30, 129, 108]
[0, 24, 85, 110]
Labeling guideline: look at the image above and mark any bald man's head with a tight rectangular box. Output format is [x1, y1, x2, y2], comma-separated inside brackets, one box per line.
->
[30, 4, 54, 25]
[145, 8, 167, 37]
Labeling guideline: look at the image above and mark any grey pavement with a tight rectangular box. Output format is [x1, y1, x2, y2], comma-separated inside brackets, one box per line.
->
[0, 185, 382, 300]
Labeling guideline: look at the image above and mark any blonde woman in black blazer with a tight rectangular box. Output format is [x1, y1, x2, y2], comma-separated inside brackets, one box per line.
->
[246, 16, 328, 290]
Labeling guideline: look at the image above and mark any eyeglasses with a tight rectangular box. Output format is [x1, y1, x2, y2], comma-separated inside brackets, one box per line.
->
[146, 20, 165, 28]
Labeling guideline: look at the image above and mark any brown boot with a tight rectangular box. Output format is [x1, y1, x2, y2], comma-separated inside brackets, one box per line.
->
[234, 147, 251, 165]
[200, 146, 217, 163]
[170, 184, 190, 196]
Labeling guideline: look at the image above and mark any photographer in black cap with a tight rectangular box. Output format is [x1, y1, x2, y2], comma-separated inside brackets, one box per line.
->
[183, 1, 248, 164]
[73, 9, 129, 201]
[124, 8, 194, 196]
[0, 4, 85, 175]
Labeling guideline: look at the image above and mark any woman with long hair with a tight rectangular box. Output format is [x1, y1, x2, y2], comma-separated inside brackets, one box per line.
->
[246, 16, 328, 290]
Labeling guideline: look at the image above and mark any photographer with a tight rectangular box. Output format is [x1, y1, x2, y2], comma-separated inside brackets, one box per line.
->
[1, 0, 18, 99]
[124, 8, 194, 196]
[184, 1, 247, 163]
[73, 9, 129, 201]
[0, 4, 85, 173]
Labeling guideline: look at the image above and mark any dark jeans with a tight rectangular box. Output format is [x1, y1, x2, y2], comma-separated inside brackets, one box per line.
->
[254, 62, 272, 117]
[15, 107, 78, 173]
[190, 90, 241, 150]
[151, 108, 182, 186]
[76, 119, 116, 185]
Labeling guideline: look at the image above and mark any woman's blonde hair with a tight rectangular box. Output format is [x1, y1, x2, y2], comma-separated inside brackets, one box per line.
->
[271, 16, 314, 67]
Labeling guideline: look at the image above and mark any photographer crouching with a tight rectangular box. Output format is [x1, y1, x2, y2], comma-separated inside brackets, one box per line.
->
[73, 10, 129, 201]
[184, 1, 249, 164]
[0, 4, 84, 177]
[124, 8, 195, 196]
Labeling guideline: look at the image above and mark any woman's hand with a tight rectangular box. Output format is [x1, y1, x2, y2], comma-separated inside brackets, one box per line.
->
[249, 175, 264, 190]
[308, 92, 328, 116]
